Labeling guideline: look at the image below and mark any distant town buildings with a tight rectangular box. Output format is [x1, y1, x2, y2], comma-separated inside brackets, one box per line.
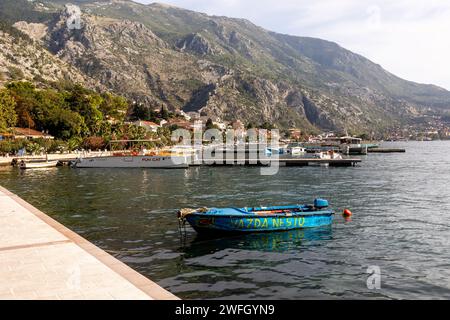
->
[166, 119, 194, 130]
[213, 121, 227, 131]
[288, 128, 302, 140]
[122, 107, 450, 142]
[230, 120, 245, 131]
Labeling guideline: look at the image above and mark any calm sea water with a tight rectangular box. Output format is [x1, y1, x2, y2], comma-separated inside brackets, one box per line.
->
[1, 141, 450, 299]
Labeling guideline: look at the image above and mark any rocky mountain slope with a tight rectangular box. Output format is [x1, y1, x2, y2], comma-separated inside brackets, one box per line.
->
[1, 0, 449, 133]
[0, 22, 95, 88]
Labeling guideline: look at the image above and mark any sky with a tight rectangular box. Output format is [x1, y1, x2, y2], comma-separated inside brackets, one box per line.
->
[134, 0, 450, 90]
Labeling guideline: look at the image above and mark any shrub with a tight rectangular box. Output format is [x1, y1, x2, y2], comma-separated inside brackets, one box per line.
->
[7, 66, 24, 80]
[83, 136, 106, 151]
[0, 139, 27, 155]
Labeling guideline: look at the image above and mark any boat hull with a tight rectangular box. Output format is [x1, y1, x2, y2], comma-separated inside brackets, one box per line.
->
[19, 161, 59, 169]
[185, 212, 334, 234]
[74, 155, 189, 168]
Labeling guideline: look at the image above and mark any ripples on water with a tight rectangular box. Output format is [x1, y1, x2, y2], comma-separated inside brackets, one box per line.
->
[1, 141, 450, 299]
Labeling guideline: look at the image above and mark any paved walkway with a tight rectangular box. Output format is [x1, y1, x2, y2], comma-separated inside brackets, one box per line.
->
[0, 185, 178, 300]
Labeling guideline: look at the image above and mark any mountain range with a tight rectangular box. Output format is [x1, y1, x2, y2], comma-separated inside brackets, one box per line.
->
[1, 0, 449, 133]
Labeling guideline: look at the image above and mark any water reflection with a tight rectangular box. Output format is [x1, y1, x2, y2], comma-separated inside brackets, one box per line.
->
[2, 141, 450, 299]
[182, 226, 334, 257]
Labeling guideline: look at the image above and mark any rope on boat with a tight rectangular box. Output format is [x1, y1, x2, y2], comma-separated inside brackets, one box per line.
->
[177, 207, 208, 221]
[178, 215, 187, 245]
[177, 207, 208, 245]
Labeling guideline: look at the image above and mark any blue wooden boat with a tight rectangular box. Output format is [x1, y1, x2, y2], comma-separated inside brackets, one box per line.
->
[178, 199, 334, 234]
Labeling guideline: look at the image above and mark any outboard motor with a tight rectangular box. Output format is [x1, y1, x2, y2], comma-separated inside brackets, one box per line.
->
[314, 198, 329, 209]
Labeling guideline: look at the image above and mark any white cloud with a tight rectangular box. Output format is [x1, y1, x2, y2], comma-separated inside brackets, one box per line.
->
[137, 0, 450, 89]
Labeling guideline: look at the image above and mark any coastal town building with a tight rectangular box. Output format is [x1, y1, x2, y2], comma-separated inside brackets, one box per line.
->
[230, 120, 245, 131]
[132, 120, 160, 133]
[165, 119, 194, 130]
[289, 128, 302, 140]
[0, 128, 54, 140]
[213, 121, 227, 131]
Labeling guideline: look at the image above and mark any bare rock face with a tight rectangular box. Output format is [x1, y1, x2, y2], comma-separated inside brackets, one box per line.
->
[176, 33, 215, 56]
[228, 30, 253, 58]
[0, 24, 93, 87]
[44, 8, 196, 109]
[12, 21, 48, 42]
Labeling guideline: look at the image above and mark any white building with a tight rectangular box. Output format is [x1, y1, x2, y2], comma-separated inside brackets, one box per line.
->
[132, 120, 160, 133]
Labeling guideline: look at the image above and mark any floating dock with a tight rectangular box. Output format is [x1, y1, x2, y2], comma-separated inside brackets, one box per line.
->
[0, 185, 178, 300]
[368, 148, 406, 153]
[201, 158, 361, 167]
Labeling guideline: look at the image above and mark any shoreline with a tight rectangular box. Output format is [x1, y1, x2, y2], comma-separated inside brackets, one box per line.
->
[0, 185, 178, 300]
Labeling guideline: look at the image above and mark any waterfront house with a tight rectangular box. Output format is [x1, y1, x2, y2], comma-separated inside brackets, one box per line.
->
[0, 127, 54, 140]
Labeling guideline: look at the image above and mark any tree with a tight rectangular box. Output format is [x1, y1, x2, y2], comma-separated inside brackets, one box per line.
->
[46, 108, 86, 140]
[260, 121, 275, 130]
[6, 81, 37, 128]
[132, 103, 154, 121]
[160, 105, 169, 120]
[65, 84, 104, 135]
[0, 89, 17, 132]
[128, 124, 147, 140]
[1, 80, 163, 144]
[246, 122, 255, 130]
[100, 92, 129, 121]
[32, 88, 67, 132]
[205, 118, 214, 130]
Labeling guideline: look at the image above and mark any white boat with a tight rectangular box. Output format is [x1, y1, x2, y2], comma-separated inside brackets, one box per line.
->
[288, 146, 306, 156]
[19, 160, 59, 169]
[307, 151, 342, 167]
[73, 154, 189, 168]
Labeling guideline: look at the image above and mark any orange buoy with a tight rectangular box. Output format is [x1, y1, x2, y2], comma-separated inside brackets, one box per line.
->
[343, 209, 353, 217]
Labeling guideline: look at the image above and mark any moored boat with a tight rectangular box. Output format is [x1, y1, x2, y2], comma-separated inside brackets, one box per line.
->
[178, 199, 334, 234]
[306, 151, 342, 167]
[73, 154, 189, 168]
[302, 150, 343, 160]
[287, 146, 306, 156]
[73, 139, 191, 168]
[19, 160, 59, 169]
